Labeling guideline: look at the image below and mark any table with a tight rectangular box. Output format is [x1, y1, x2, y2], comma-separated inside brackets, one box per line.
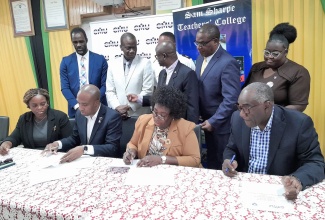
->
[0, 148, 324, 219]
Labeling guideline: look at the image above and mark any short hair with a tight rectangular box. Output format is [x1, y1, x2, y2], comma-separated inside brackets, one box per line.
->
[268, 22, 297, 49]
[70, 27, 87, 40]
[23, 88, 50, 107]
[120, 32, 136, 42]
[151, 86, 187, 120]
[79, 84, 100, 101]
[159, 32, 175, 43]
[198, 23, 220, 39]
[243, 82, 274, 103]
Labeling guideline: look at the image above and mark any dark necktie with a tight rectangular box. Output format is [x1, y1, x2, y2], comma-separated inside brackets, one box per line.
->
[158, 69, 167, 88]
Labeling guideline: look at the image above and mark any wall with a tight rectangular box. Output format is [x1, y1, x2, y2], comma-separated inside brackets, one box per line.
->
[0, 0, 324, 154]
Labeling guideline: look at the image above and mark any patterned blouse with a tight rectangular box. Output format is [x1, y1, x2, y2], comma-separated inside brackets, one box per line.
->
[147, 126, 170, 156]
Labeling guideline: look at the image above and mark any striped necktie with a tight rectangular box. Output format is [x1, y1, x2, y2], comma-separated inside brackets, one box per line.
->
[80, 56, 87, 86]
[200, 57, 207, 76]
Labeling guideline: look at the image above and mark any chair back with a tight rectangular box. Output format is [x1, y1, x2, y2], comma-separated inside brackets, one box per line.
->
[0, 116, 9, 141]
[193, 124, 202, 155]
[119, 116, 138, 158]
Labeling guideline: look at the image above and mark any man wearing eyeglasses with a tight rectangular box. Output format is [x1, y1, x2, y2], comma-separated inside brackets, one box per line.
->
[222, 82, 325, 200]
[106, 32, 154, 119]
[195, 23, 241, 169]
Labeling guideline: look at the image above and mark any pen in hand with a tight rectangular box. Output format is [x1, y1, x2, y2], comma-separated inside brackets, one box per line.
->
[127, 148, 134, 165]
[226, 154, 236, 173]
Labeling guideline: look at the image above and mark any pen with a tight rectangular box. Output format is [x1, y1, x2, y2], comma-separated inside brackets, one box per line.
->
[127, 148, 134, 165]
[226, 154, 236, 173]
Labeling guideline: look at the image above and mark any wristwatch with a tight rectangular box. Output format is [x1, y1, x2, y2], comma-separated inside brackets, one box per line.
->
[83, 145, 88, 155]
[161, 155, 167, 164]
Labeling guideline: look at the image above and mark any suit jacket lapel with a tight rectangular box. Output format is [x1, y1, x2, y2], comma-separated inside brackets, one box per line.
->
[164, 120, 181, 155]
[241, 121, 251, 167]
[88, 105, 105, 144]
[201, 47, 223, 80]
[125, 56, 139, 89]
[46, 109, 56, 143]
[168, 61, 181, 87]
[26, 113, 34, 148]
[266, 107, 285, 171]
[88, 51, 93, 84]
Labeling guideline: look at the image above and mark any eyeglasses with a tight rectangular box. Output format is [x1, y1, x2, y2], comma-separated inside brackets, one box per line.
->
[263, 49, 287, 58]
[154, 53, 166, 60]
[0, 158, 13, 166]
[151, 110, 168, 121]
[236, 102, 268, 114]
[194, 38, 215, 47]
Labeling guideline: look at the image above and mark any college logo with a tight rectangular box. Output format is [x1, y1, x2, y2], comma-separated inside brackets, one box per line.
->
[134, 23, 150, 31]
[104, 55, 110, 61]
[104, 40, 119, 47]
[137, 52, 151, 59]
[113, 25, 128, 33]
[93, 27, 108, 35]
[146, 37, 158, 45]
[156, 21, 173, 29]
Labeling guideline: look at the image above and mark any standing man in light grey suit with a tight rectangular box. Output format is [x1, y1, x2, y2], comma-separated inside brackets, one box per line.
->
[106, 32, 154, 119]
[195, 24, 241, 169]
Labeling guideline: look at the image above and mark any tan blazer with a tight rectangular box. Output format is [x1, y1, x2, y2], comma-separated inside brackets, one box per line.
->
[127, 114, 201, 167]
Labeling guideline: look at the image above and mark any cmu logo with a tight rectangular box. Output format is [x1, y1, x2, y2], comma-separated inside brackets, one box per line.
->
[157, 21, 173, 29]
[146, 37, 158, 45]
[115, 53, 123, 58]
[93, 28, 108, 35]
[134, 23, 150, 31]
[104, 40, 119, 47]
[113, 26, 128, 33]
[104, 55, 109, 61]
[138, 52, 151, 59]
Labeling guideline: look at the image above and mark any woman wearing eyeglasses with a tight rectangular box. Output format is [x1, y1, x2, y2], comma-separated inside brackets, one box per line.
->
[243, 23, 310, 112]
[123, 86, 200, 167]
[0, 88, 72, 155]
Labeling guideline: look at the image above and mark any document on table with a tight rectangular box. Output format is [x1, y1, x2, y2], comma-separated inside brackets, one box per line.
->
[107, 159, 140, 168]
[29, 166, 80, 185]
[124, 167, 175, 186]
[240, 181, 294, 213]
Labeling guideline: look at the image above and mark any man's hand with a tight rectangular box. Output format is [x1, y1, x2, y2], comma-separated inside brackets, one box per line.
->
[123, 148, 137, 165]
[0, 141, 12, 156]
[115, 105, 130, 119]
[41, 142, 59, 156]
[281, 176, 303, 200]
[222, 159, 238, 177]
[127, 94, 138, 103]
[200, 120, 214, 132]
[60, 146, 84, 163]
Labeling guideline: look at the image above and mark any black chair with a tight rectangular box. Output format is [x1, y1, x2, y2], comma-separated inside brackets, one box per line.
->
[118, 116, 138, 158]
[193, 124, 202, 156]
[0, 116, 9, 141]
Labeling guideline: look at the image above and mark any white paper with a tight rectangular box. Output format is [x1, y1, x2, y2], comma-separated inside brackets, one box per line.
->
[240, 181, 294, 213]
[124, 167, 175, 186]
[29, 166, 79, 185]
[107, 159, 140, 168]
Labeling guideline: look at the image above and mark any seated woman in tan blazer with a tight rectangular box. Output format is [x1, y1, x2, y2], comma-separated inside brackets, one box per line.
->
[123, 86, 200, 167]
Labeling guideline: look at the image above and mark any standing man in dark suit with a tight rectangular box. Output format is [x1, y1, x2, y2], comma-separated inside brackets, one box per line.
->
[127, 41, 199, 123]
[60, 27, 108, 118]
[42, 85, 122, 163]
[195, 24, 241, 169]
[223, 82, 325, 200]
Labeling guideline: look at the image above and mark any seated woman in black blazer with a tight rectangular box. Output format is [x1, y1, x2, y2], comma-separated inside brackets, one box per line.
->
[0, 88, 72, 155]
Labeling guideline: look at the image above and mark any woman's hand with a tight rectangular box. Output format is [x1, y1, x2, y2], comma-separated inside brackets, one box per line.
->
[137, 155, 162, 167]
[123, 148, 137, 165]
[0, 141, 12, 156]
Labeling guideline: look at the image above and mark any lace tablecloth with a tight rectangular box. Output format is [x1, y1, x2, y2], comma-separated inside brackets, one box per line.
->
[0, 148, 324, 219]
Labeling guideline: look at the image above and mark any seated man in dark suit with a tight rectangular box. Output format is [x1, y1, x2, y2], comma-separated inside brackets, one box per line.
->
[127, 41, 199, 123]
[42, 85, 122, 163]
[223, 82, 325, 200]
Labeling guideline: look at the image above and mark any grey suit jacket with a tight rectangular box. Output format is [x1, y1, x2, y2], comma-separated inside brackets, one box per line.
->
[223, 105, 325, 189]
[61, 105, 122, 157]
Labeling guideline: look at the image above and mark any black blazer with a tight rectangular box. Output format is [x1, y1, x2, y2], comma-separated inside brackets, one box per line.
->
[3, 108, 72, 149]
[223, 105, 325, 189]
[61, 104, 122, 157]
[143, 61, 199, 123]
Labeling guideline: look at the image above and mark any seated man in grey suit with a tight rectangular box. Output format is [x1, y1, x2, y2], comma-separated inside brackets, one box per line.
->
[223, 82, 325, 200]
[42, 85, 122, 163]
[127, 41, 199, 123]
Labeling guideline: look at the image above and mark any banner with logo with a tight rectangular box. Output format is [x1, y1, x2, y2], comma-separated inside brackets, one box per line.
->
[89, 14, 173, 63]
[173, 0, 252, 83]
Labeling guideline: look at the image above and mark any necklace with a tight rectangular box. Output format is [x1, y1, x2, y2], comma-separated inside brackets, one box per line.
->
[34, 115, 47, 124]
